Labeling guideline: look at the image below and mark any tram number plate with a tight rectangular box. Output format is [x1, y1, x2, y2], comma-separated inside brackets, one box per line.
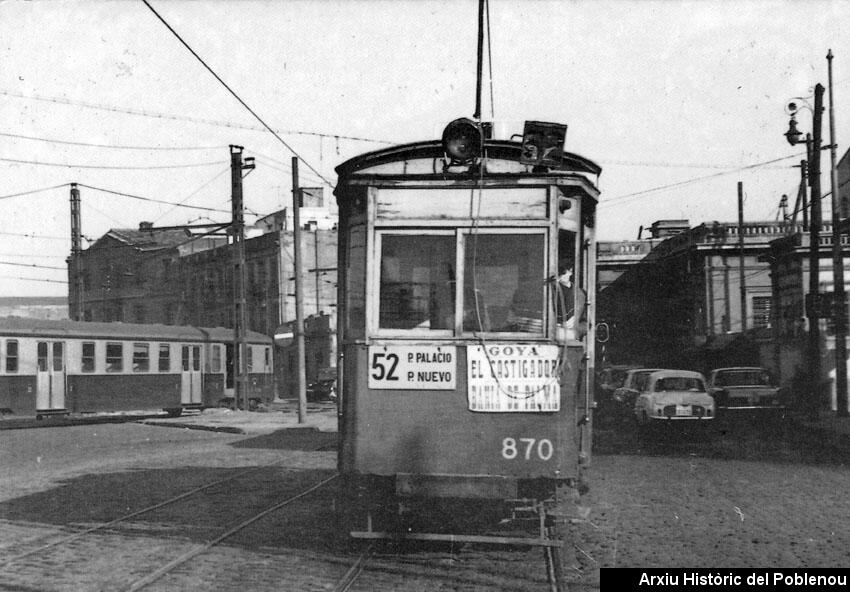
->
[501, 437, 554, 461]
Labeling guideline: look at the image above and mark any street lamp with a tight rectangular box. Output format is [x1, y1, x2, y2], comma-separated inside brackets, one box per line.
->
[784, 85, 825, 421]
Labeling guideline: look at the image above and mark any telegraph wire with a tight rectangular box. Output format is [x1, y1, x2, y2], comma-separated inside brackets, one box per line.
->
[153, 167, 231, 223]
[76, 183, 231, 214]
[600, 152, 805, 208]
[0, 156, 226, 170]
[0, 184, 69, 200]
[0, 261, 66, 271]
[0, 131, 227, 151]
[0, 276, 68, 285]
[0, 230, 68, 240]
[142, 0, 331, 186]
[0, 90, 393, 145]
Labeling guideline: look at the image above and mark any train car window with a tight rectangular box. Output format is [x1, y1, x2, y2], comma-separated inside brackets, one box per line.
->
[6, 340, 18, 373]
[246, 346, 253, 373]
[37, 342, 48, 371]
[192, 346, 201, 371]
[133, 343, 150, 372]
[53, 342, 64, 372]
[182, 346, 190, 371]
[378, 233, 455, 331]
[556, 229, 584, 340]
[106, 342, 123, 373]
[82, 342, 96, 373]
[210, 344, 222, 373]
[158, 344, 170, 372]
[462, 233, 545, 334]
[264, 347, 270, 370]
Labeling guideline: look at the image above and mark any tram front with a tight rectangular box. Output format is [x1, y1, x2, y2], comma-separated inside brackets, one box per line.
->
[334, 119, 600, 540]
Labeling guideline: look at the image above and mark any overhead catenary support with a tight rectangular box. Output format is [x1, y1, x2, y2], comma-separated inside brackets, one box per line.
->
[69, 183, 83, 321]
[827, 50, 848, 418]
[292, 158, 308, 424]
[738, 182, 747, 332]
[231, 145, 253, 413]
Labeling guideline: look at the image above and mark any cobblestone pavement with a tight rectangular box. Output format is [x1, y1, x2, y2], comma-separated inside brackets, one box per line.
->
[2, 410, 849, 591]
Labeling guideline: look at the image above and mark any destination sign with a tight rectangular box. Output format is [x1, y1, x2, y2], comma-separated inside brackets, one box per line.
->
[467, 344, 561, 412]
[368, 345, 457, 390]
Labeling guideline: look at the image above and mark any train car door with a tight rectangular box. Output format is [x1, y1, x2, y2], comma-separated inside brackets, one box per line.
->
[36, 341, 66, 412]
[180, 344, 202, 405]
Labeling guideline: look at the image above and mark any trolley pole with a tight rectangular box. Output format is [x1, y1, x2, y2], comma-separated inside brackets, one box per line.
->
[69, 183, 84, 321]
[231, 146, 250, 412]
[292, 158, 308, 423]
[738, 181, 746, 332]
[827, 50, 848, 417]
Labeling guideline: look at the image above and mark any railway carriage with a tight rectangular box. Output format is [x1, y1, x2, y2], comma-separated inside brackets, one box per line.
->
[0, 317, 274, 418]
[335, 119, 600, 548]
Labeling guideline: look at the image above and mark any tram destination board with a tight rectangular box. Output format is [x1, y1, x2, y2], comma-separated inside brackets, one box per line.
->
[368, 345, 456, 390]
[467, 344, 561, 412]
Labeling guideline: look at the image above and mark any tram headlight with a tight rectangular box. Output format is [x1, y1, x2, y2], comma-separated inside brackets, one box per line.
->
[442, 118, 482, 163]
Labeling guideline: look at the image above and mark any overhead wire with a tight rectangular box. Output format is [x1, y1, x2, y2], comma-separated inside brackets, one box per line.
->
[0, 90, 393, 145]
[76, 183, 231, 214]
[141, 0, 332, 186]
[0, 131, 227, 151]
[0, 156, 226, 170]
[599, 152, 806, 208]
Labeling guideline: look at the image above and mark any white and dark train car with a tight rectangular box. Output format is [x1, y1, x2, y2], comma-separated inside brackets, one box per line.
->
[334, 119, 600, 549]
[0, 317, 274, 418]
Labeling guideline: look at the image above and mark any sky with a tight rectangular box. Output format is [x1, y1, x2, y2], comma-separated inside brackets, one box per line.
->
[1, 0, 849, 297]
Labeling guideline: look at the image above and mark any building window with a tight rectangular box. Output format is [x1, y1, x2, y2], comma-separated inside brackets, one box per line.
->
[106, 343, 123, 373]
[752, 296, 772, 329]
[134, 305, 145, 323]
[82, 342, 96, 373]
[158, 344, 171, 372]
[6, 340, 18, 373]
[133, 343, 150, 372]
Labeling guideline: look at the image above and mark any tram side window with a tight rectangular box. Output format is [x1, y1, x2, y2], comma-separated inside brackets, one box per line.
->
[463, 233, 545, 334]
[6, 340, 18, 373]
[106, 343, 123, 373]
[133, 343, 150, 372]
[556, 229, 586, 340]
[37, 342, 48, 371]
[158, 344, 171, 372]
[81, 342, 96, 373]
[379, 234, 455, 330]
[210, 344, 222, 373]
[264, 347, 270, 371]
[246, 346, 253, 373]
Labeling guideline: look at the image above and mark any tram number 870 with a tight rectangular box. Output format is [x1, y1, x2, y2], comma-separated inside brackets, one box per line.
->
[501, 437, 554, 461]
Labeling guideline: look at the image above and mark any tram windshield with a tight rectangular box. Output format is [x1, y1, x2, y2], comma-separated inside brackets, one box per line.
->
[376, 230, 554, 336]
[463, 233, 545, 334]
[379, 234, 455, 330]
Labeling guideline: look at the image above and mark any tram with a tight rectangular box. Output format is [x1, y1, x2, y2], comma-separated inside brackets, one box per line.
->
[0, 317, 274, 418]
[334, 118, 600, 547]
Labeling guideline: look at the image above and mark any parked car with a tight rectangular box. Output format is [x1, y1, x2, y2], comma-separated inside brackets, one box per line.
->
[595, 365, 634, 423]
[613, 368, 664, 409]
[706, 367, 786, 415]
[634, 369, 715, 425]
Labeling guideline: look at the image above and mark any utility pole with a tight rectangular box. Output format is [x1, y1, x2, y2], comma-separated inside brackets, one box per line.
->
[231, 145, 254, 413]
[292, 158, 308, 424]
[69, 183, 83, 321]
[827, 50, 848, 417]
[738, 181, 747, 332]
[809, 84, 825, 420]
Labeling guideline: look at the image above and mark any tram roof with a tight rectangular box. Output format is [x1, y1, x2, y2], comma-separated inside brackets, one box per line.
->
[0, 317, 272, 343]
[334, 139, 602, 180]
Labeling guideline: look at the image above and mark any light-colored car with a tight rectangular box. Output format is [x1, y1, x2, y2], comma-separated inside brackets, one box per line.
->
[613, 368, 663, 409]
[634, 370, 715, 424]
[706, 367, 786, 413]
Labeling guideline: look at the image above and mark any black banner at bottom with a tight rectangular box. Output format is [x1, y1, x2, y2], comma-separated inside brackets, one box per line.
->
[602, 569, 850, 591]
